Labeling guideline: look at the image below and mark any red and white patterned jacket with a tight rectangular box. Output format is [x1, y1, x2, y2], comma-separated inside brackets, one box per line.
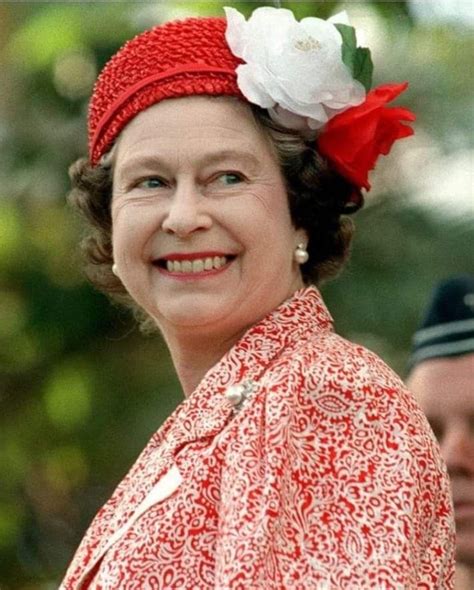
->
[61, 287, 455, 589]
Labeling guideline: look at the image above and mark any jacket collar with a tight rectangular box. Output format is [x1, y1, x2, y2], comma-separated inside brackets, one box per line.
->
[180, 285, 333, 436]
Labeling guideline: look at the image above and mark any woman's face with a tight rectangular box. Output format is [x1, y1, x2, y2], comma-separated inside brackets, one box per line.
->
[111, 96, 306, 342]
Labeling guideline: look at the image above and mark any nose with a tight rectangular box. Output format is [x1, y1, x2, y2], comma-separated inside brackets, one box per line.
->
[161, 182, 212, 238]
[440, 425, 474, 478]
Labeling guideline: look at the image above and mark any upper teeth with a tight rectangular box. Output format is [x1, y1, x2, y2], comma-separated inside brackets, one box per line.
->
[166, 256, 228, 273]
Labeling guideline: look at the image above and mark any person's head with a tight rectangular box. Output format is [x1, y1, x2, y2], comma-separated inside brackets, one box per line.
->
[69, 7, 414, 335]
[406, 275, 474, 566]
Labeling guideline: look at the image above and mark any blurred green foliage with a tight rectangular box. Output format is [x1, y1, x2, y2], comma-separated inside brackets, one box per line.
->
[0, 2, 472, 588]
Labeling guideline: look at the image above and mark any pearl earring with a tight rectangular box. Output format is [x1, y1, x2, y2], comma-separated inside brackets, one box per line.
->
[294, 244, 309, 265]
[112, 263, 119, 276]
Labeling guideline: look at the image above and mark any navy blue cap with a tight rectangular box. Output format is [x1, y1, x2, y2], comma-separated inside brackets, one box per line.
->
[409, 274, 474, 369]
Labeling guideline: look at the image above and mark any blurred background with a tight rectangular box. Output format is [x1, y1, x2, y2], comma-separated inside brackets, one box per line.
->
[0, 1, 472, 587]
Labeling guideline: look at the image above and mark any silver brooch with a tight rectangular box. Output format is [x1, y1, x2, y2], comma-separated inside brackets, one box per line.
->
[224, 380, 257, 412]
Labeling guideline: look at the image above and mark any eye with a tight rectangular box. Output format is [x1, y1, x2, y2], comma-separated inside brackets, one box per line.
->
[215, 172, 245, 186]
[136, 177, 167, 189]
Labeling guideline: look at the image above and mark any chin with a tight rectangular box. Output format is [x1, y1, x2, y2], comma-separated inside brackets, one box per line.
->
[151, 294, 237, 332]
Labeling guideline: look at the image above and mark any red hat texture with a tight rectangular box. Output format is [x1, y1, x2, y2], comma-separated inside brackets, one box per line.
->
[88, 17, 243, 166]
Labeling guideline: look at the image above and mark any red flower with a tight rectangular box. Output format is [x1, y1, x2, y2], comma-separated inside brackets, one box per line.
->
[317, 83, 415, 190]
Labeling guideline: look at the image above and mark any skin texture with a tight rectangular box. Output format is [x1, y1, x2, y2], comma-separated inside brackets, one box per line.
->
[111, 96, 307, 395]
[407, 353, 474, 588]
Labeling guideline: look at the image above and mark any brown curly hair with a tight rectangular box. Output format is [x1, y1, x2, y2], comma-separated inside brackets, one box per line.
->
[68, 103, 361, 328]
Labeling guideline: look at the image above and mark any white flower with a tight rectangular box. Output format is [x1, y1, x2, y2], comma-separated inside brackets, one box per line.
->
[224, 6, 366, 133]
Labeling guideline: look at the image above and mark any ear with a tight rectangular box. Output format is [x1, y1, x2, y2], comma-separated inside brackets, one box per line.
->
[294, 228, 309, 248]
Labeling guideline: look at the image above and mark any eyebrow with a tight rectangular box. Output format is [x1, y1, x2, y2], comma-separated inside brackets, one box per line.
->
[198, 149, 260, 170]
[115, 148, 260, 183]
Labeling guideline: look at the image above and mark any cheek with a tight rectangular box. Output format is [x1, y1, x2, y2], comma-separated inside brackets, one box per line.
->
[237, 185, 293, 236]
[259, 201, 297, 250]
[111, 203, 158, 258]
[242, 209, 297, 276]
[111, 216, 134, 259]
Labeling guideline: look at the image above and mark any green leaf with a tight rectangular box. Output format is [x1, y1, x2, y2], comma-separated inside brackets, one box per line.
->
[353, 47, 373, 92]
[336, 23, 357, 69]
[335, 23, 373, 92]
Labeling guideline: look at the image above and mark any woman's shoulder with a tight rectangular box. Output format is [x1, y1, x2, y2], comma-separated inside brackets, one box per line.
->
[268, 328, 441, 461]
[276, 327, 407, 399]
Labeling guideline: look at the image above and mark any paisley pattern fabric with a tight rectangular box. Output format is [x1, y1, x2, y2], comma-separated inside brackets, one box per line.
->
[60, 287, 455, 589]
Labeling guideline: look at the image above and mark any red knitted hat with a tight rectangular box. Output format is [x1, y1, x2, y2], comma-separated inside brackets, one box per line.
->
[88, 17, 243, 166]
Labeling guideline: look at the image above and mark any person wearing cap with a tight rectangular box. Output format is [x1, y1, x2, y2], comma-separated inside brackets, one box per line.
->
[60, 6, 454, 589]
[407, 275, 474, 590]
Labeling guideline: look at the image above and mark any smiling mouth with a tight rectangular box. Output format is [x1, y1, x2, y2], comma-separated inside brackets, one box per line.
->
[154, 255, 235, 274]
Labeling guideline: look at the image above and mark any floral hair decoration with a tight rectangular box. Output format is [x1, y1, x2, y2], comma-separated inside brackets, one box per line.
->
[224, 6, 415, 193]
[88, 6, 415, 200]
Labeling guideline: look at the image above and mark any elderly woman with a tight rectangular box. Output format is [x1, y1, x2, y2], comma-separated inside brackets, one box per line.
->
[61, 7, 454, 589]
